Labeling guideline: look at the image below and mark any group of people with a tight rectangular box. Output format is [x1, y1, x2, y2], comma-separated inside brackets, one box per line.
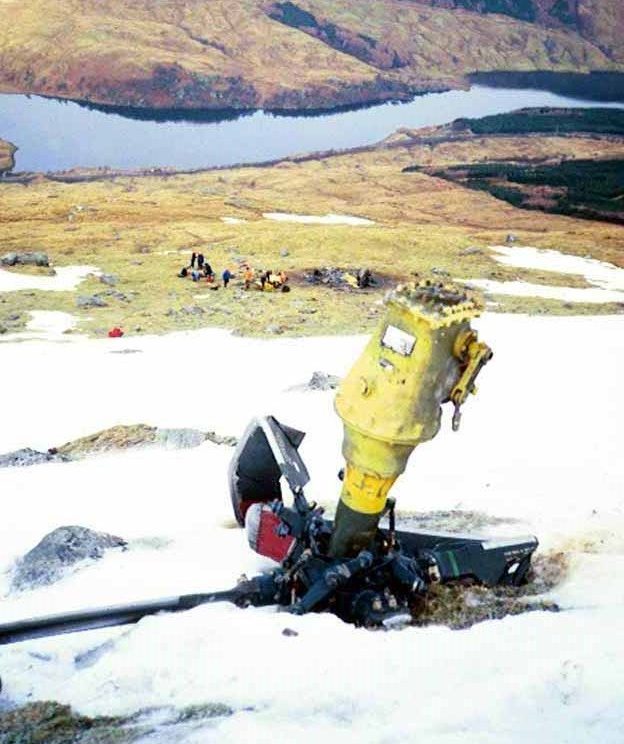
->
[177, 251, 234, 287]
[176, 251, 289, 292]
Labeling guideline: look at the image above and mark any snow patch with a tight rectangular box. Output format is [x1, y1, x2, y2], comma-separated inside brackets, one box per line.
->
[489, 245, 624, 292]
[0, 265, 98, 292]
[221, 217, 247, 224]
[0, 311, 79, 342]
[263, 212, 375, 226]
[0, 315, 622, 741]
[461, 245, 624, 304]
[463, 279, 624, 304]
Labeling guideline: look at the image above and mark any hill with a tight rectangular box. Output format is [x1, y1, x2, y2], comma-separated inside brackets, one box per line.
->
[0, 0, 622, 111]
[1, 108, 623, 338]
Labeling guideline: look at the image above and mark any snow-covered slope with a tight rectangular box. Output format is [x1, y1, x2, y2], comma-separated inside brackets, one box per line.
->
[0, 315, 623, 742]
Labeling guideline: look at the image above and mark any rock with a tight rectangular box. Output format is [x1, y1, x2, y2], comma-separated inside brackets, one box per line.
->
[265, 324, 283, 334]
[506, 233, 518, 243]
[0, 251, 50, 267]
[181, 305, 204, 315]
[0, 448, 68, 468]
[7, 313, 20, 321]
[0, 325, 6, 334]
[280, 248, 289, 257]
[99, 273, 119, 287]
[46, 268, 57, 276]
[282, 627, 299, 637]
[56, 424, 157, 457]
[0, 252, 17, 266]
[307, 371, 341, 391]
[76, 294, 108, 308]
[459, 246, 483, 256]
[156, 428, 207, 449]
[11, 526, 127, 591]
[431, 267, 450, 276]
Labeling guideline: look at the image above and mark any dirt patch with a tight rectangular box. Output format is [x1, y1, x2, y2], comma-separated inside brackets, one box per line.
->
[413, 551, 568, 629]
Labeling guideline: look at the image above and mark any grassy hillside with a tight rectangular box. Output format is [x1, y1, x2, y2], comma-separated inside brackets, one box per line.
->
[1, 112, 623, 337]
[0, 0, 621, 110]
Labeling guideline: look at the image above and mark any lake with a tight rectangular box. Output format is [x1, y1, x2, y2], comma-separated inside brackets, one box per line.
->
[1, 74, 623, 172]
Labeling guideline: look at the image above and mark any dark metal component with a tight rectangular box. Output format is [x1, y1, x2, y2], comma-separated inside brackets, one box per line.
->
[0, 418, 539, 646]
[229, 416, 309, 525]
[0, 576, 280, 647]
[291, 551, 373, 614]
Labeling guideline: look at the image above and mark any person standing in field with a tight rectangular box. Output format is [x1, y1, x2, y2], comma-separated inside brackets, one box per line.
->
[222, 268, 233, 288]
[190, 252, 197, 269]
[244, 266, 254, 289]
[197, 253, 205, 270]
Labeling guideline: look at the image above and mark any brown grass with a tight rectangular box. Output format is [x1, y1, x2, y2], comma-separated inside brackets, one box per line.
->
[1, 130, 623, 337]
[0, 0, 621, 109]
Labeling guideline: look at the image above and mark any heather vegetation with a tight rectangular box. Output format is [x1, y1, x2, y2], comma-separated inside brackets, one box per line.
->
[0, 0, 621, 111]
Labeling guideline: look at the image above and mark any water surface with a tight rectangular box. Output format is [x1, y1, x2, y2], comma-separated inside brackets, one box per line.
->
[1, 83, 623, 172]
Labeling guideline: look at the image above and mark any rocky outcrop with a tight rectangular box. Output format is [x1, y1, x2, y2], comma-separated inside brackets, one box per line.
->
[11, 526, 127, 591]
[0, 424, 237, 469]
[0, 448, 68, 468]
[1, 251, 49, 267]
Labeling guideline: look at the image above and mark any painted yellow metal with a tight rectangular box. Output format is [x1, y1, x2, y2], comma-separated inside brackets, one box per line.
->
[330, 280, 492, 555]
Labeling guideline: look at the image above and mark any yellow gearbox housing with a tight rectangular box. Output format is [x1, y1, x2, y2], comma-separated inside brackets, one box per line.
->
[329, 280, 492, 556]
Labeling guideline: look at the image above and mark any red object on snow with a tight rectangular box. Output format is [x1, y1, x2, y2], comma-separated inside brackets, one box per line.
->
[245, 504, 295, 563]
[108, 327, 124, 338]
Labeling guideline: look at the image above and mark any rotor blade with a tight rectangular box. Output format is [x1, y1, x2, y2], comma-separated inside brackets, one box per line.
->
[0, 590, 240, 646]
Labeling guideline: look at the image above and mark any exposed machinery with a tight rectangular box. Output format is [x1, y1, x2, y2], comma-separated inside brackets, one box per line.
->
[0, 280, 537, 644]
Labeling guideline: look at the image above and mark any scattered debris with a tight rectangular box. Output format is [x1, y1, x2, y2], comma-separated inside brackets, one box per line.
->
[11, 526, 127, 592]
[305, 267, 378, 290]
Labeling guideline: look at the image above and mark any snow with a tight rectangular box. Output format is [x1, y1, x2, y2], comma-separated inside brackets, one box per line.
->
[462, 245, 624, 304]
[463, 278, 624, 303]
[0, 265, 98, 292]
[263, 212, 375, 226]
[0, 315, 623, 742]
[488, 245, 624, 292]
[221, 217, 247, 224]
[0, 310, 78, 342]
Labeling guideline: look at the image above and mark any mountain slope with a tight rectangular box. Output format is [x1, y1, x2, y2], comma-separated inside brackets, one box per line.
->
[0, 0, 621, 110]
